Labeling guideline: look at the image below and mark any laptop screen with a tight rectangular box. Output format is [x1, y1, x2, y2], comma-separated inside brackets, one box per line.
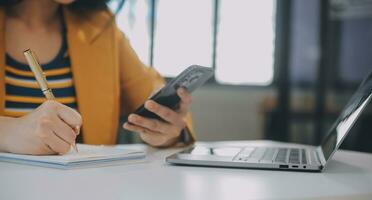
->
[320, 72, 372, 162]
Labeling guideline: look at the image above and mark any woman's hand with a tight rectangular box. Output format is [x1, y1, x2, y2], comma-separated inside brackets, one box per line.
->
[0, 101, 82, 155]
[123, 88, 192, 147]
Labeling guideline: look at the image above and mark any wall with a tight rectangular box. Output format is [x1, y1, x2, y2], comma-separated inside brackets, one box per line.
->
[190, 86, 276, 141]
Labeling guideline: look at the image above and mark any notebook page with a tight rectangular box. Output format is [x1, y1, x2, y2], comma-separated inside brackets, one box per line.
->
[0, 144, 145, 165]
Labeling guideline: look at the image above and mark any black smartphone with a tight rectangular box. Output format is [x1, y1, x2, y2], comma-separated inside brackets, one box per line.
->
[130, 65, 213, 120]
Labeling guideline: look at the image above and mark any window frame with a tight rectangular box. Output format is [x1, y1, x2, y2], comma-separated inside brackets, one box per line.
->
[125, 0, 283, 88]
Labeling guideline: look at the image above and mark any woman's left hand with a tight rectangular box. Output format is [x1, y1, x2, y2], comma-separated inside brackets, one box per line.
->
[123, 88, 192, 147]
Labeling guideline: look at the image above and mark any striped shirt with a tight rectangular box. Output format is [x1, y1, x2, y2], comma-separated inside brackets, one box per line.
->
[4, 33, 77, 117]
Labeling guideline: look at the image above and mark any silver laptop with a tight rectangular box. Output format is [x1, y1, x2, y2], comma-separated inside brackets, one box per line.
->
[167, 72, 372, 172]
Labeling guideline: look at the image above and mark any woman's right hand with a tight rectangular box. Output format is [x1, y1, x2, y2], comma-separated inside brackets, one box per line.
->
[1, 100, 82, 155]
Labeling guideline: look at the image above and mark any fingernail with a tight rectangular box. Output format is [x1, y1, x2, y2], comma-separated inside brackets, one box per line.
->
[75, 126, 80, 135]
[146, 101, 155, 109]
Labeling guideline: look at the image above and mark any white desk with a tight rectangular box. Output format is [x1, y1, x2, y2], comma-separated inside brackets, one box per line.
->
[1, 140, 372, 200]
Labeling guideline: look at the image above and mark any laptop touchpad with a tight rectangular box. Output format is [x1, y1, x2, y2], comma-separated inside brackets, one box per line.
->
[177, 146, 241, 161]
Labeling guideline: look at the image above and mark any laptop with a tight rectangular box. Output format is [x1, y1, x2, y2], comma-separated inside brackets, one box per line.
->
[166, 72, 372, 172]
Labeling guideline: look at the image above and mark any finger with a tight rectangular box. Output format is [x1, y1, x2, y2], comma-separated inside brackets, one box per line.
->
[123, 122, 168, 146]
[177, 87, 192, 115]
[144, 100, 185, 127]
[123, 122, 156, 134]
[73, 126, 80, 135]
[127, 114, 178, 135]
[40, 129, 71, 154]
[40, 145, 56, 155]
[33, 143, 55, 155]
[56, 104, 82, 132]
[51, 116, 77, 145]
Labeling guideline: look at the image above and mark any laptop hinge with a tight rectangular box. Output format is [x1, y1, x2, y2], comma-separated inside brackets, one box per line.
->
[316, 146, 327, 167]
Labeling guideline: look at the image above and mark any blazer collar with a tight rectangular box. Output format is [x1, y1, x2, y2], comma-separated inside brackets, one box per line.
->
[63, 7, 119, 144]
[63, 7, 113, 44]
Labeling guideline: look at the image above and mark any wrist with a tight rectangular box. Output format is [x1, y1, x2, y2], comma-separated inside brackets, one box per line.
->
[0, 116, 19, 152]
[156, 130, 183, 148]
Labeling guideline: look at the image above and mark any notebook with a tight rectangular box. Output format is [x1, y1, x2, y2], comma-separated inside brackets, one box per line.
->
[0, 144, 146, 169]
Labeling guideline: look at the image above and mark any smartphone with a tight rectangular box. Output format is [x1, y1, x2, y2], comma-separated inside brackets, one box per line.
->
[130, 65, 213, 120]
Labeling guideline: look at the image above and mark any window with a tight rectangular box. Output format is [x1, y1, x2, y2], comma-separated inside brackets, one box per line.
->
[112, 0, 276, 86]
[111, 0, 152, 66]
[289, 0, 320, 85]
[216, 1, 276, 85]
[153, 0, 214, 77]
[338, 18, 372, 84]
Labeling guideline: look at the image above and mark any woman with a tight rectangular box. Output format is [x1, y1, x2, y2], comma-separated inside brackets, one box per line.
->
[0, 0, 195, 155]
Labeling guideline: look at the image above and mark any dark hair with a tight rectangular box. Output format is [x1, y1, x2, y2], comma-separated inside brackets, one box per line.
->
[0, 0, 125, 16]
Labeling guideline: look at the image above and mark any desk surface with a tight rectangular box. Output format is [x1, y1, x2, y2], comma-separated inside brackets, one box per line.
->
[1, 140, 372, 200]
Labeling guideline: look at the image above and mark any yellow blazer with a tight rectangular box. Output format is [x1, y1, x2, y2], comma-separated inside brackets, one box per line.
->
[0, 7, 194, 144]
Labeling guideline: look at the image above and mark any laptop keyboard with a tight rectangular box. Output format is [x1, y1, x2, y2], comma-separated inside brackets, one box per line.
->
[234, 147, 308, 165]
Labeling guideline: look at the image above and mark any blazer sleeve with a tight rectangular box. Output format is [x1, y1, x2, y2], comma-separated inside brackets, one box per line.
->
[116, 29, 195, 144]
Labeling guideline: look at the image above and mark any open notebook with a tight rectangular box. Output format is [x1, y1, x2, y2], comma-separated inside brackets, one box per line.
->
[0, 144, 146, 169]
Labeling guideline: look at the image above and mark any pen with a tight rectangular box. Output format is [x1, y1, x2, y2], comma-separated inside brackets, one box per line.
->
[23, 49, 79, 153]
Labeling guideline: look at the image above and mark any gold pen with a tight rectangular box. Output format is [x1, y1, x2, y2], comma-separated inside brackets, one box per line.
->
[23, 49, 79, 153]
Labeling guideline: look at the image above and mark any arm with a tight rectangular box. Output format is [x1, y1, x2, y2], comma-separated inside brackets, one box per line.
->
[116, 30, 195, 146]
